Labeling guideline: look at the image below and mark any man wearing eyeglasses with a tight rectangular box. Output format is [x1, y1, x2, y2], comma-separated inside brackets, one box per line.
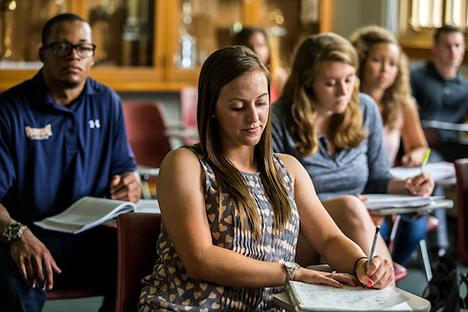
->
[0, 13, 141, 312]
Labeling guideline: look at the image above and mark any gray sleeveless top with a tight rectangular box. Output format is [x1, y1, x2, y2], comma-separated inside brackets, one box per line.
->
[139, 148, 299, 311]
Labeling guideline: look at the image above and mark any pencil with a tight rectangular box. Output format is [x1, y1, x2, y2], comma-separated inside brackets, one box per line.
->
[367, 226, 380, 272]
[421, 148, 431, 174]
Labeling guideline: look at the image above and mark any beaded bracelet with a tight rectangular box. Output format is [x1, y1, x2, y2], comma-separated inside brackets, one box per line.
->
[353, 256, 368, 275]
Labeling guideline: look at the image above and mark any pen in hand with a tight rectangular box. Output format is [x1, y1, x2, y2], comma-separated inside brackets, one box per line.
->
[367, 226, 380, 272]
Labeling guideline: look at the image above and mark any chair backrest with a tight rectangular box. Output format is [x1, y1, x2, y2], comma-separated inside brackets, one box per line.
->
[455, 159, 468, 265]
[122, 101, 171, 168]
[180, 87, 198, 129]
[116, 213, 161, 312]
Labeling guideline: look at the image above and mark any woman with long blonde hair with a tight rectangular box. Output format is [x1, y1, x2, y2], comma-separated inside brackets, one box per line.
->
[350, 25, 428, 167]
[272, 33, 434, 268]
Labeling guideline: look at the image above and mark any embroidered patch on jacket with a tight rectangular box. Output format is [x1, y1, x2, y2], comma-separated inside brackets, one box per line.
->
[25, 124, 53, 140]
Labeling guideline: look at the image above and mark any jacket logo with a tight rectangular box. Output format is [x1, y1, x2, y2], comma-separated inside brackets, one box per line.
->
[88, 119, 101, 128]
[25, 124, 53, 140]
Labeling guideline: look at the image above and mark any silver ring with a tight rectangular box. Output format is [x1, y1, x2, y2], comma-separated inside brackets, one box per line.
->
[331, 270, 336, 279]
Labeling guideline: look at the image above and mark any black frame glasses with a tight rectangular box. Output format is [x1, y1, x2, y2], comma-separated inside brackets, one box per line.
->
[42, 42, 96, 58]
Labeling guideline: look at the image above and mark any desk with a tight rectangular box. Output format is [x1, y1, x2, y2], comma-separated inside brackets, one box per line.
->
[368, 199, 453, 281]
[422, 120, 468, 145]
[368, 199, 453, 216]
[273, 287, 430, 311]
[273, 265, 431, 311]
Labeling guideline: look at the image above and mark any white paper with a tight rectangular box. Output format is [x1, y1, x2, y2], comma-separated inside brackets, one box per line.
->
[135, 199, 160, 213]
[390, 162, 455, 182]
[288, 282, 408, 311]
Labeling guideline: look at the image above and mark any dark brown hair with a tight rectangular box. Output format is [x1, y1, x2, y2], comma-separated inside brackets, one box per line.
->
[434, 25, 463, 43]
[197, 45, 291, 237]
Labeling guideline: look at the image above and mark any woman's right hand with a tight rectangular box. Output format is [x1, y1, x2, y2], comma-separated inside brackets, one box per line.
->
[354, 255, 393, 289]
[294, 267, 359, 288]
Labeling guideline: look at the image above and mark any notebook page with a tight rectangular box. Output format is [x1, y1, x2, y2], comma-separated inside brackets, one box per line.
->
[289, 282, 408, 311]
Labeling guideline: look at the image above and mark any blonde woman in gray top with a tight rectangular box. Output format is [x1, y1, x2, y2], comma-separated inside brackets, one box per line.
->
[138, 46, 393, 311]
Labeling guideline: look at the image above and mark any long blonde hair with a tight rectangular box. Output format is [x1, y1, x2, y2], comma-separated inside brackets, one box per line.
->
[281, 33, 366, 156]
[197, 45, 291, 238]
[350, 25, 416, 130]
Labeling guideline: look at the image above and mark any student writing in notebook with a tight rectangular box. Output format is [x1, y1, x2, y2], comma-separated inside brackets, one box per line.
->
[138, 46, 393, 311]
[271, 33, 435, 269]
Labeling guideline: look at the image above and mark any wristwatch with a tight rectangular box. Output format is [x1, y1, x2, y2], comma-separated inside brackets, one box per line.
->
[2, 222, 28, 243]
[284, 261, 300, 281]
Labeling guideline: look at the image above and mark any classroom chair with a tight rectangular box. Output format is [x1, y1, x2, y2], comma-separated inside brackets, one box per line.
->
[455, 158, 468, 266]
[180, 86, 198, 131]
[165, 87, 199, 145]
[122, 101, 172, 198]
[115, 212, 161, 312]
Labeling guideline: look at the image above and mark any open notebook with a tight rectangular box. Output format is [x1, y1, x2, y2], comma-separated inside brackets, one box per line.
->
[34, 197, 160, 234]
[284, 281, 411, 311]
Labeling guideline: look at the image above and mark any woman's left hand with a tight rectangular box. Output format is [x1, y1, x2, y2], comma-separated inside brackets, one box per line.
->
[354, 255, 394, 289]
[405, 172, 434, 196]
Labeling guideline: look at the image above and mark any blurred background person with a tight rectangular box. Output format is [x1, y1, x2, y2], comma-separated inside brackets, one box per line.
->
[233, 27, 288, 102]
[411, 25, 468, 162]
[350, 25, 428, 168]
[351, 25, 449, 257]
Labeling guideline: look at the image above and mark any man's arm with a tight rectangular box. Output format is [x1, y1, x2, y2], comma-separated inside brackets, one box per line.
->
[0, 203, 61, 289]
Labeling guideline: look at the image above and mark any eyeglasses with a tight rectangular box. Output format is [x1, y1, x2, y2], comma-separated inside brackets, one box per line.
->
[42, 42, 96, 58]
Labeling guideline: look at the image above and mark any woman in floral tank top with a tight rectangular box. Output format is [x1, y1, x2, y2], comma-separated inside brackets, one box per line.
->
[138, 46, 393, 311]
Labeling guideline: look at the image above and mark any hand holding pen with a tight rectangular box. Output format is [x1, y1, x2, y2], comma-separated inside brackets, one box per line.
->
[354, 226, 393, 289]
[404, 149, 434, 196]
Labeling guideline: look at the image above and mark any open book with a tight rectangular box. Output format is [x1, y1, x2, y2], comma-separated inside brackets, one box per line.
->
[34, 197, 160, 234]
[363, 194, 433, 210]
[285, 281, 409, 311]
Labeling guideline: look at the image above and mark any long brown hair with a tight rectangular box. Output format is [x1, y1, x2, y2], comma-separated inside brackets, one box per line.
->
[350, 25, 416, 130]
[281, 33, 366, 156]
[233, 27, 283, 87]
[197, 45, 291, 238]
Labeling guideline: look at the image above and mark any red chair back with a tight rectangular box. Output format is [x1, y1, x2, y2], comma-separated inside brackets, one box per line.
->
[116, 213, 161, 312]
[455, 159, 468, 265]
[122, 101, 171, 168]
[180, 87, 198, 129]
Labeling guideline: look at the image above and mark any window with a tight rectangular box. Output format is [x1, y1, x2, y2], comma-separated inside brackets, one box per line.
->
[409, 0, 468, 30]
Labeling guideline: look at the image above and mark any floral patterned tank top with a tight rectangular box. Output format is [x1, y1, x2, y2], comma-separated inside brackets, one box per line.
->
[139, 148, 299, 311]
